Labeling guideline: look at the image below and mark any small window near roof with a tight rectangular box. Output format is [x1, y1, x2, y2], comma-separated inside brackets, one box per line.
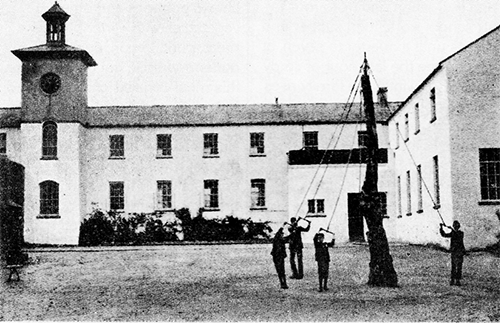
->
[110, 135, 124, 158]
[303, 131, 318, 150]
[157, 134, 172, 158]
[250, 132, 265, 156]
[203, 133, 219, 156]
[0, 133, 6, 154]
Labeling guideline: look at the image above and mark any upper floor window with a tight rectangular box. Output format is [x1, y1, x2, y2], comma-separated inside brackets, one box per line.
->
[395, 123, 400, 149]
[414, 103, 420, 134]
[417, 165, 423, 212]
[157, 180, 172, 210]
[110, 135, 124, 158]
[250, 179, 266, 209]
[358, 131, 368, 148]
[250, 132, 265, 156]
[406, 170, 412, 216]
[203, 133, 219, 157]
[479, 148, 500, 201]
[204, 179, 219, 209]
[157, 134, 172, 158]
[42, 121, 57, 159]
[430, 88, 436, 122]
[307, 199, 325, 215]
[0, 133, 6, 154]
[40, 180, 59, 215]
[397, 175, 402, 217]
[404, 113, 409, 142]
[110, 181, 124, 211]
[303, 131, 318, 150]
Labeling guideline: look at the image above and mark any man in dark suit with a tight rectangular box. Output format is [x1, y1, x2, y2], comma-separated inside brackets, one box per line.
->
[440, 220, 466, 286]
[288, 217, 310, 279]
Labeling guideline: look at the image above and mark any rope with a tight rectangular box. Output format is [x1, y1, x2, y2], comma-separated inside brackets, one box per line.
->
[293, 66, 363, 218]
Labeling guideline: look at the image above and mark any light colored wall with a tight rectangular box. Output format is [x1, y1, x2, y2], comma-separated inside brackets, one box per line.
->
[22, 123, 83, 245]
[387, 69, 452, 247]
[445, 28, 500, 248]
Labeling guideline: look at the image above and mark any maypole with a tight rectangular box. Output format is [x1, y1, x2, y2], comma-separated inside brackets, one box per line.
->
[360, 54, 398, 287]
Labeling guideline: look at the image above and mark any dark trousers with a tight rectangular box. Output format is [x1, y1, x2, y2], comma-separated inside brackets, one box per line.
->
[451, 254, 464, 281]
[273, 258, 287, 288]
[290, 248, 303, 278]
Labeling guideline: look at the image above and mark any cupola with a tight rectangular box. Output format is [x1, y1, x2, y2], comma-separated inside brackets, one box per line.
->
[42, 2, 70, 46]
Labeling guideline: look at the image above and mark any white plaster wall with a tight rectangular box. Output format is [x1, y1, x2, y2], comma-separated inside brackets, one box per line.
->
[387, 69, 452, 247]
[445, 28, 500, 248]
[22, 123, 82, 245]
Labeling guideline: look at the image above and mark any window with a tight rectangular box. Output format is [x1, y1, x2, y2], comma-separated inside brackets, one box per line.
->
[203, 133, 218, 156]
[250, 132, 265, 156]
[110, 182, 124, 210]
[42, 121, 57, 159]
[417, 165, 423, 212]
[414, 103, 420, 134]
[358, 131, 368, 148]
[406, 170, 412, 216]
[157, 134, 172, 158]
[378, 192, 388, 217]
[157, 180, 172, 209]
[110, 135, 124, 158]
[0, 133, 6, 154]
[479, 148, 500, 200]
[433, 155, 440, 207]
[395, 123, 400, 149]
[40, 180, 59, 215]
[303, 131, 318, 150]
[404, 113, 409, 142]
[204, 180, 219, 209]
[307, 199, 325, 215]
[250, 179, 266, 208]
[430, 88, 436, 122]
[397, 175, 402, 217]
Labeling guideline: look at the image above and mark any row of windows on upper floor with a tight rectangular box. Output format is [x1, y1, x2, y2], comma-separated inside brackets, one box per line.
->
[394, 87, 437, 148]
[37, 178, 333, 217]
[0, 123, 372, 159]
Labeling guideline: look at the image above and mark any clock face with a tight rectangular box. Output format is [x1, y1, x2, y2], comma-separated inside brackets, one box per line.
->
[40, 73, 61, 94]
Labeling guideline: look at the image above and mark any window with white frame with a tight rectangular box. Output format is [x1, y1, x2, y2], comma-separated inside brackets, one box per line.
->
[303, 131, 318, 150]
[417, 165, 423, 212]
[250, 179, 266, 208]
[40, 180, 59, 215]
[397, 175, 402, 217]
[110, 135, 124, 158]
[204, 179, 219, 209]
[42, 121, 57, 159]
[250, 132, 265, 156]
[430, 88, 436, 122]
[479, 148, 500, 201]
[433, 155, 440, 207]
[0, 133, 6, 154]
[157, 134, 172, 158]
[307, 199, 325, 215]
[358, 131, 368, 148]
[110, 181, 124, 210]
[406, 170, 412, 216]
[414, 103, 420, 134]
[203, 133, 218, 156]
[404, 113, 409, 142]
[395, 122, 400, 149]
[157, 180, 172, 209]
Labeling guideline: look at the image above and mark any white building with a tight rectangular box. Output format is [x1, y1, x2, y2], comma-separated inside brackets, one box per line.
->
[1, 3, 499, 248]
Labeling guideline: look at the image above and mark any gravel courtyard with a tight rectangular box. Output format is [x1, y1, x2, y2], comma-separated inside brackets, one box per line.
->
[1, 243, 499, 321]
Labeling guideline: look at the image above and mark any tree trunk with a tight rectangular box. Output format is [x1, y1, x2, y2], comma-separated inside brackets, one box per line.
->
[360, 63, 398, 287]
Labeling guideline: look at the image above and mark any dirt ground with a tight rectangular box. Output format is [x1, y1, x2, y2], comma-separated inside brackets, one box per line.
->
[1, 243, 499, 322]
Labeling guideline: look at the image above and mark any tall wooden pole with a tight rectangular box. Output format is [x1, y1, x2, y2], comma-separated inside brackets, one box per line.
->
[360, 54, 398, 287]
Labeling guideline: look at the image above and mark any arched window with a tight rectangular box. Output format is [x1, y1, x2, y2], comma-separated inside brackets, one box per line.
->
[42, 121, 57, 159]
[40, 180, 59, 215]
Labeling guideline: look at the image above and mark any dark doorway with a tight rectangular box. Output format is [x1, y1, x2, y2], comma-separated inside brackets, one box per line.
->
[347, 193, 365, 242]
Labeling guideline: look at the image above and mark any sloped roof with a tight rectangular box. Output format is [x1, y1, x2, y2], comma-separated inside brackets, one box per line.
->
[42, 2, 70, 21]
[0, 108, 21, 128]
[12, 44, 97, 67]
[87, 102, 400, 127]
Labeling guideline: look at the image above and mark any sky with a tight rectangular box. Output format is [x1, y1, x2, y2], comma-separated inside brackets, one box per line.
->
[1, 0, 500, 107]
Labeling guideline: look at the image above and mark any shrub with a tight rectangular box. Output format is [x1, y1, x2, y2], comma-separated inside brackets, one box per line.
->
[79, 209, 114, 246]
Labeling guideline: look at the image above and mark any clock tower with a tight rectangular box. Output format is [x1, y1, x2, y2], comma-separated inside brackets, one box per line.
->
[11, 3, 97, 245]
